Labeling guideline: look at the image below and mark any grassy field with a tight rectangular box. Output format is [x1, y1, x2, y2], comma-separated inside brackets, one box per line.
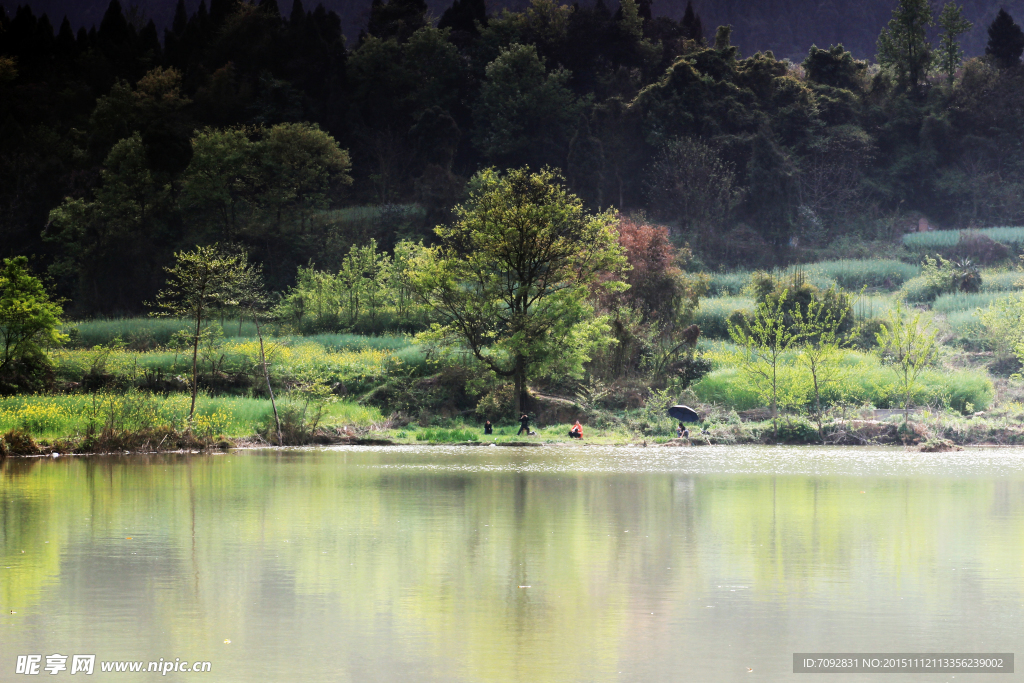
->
[691, 346, 993, 414]
[707, 259, 921, 297]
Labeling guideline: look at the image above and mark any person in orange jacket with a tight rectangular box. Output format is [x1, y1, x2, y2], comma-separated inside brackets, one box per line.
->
[569, 420, 583, 439]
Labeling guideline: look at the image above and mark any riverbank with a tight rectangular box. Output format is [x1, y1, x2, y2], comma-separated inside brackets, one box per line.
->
[4, 411, 1021, 456]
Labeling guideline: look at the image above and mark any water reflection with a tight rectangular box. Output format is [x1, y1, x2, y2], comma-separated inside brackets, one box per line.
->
[1, 446, 1023, 682]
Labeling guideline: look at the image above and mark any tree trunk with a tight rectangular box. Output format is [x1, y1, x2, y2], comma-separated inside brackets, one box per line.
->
[189, 308, 202, 423]
[254, 315, 282, 446]
[514, 356, 528, 416]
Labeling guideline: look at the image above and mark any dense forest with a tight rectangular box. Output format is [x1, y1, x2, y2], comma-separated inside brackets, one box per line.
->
[2, 0, 1024, 315]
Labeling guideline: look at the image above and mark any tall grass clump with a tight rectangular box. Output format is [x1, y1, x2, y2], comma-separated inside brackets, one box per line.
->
[415, 427, 479, 442]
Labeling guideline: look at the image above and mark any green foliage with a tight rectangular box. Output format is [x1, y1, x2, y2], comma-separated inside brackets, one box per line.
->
[750, 271, 855, 336]
[0, 257, 65, 390]
[793, 288, 853, 433]
[775, 416, 821, 444]
[802, 44, 867, 90]
[979, 293, 1024, 358]
[278, 240, 429, 334]
[919, 254, 981, 297]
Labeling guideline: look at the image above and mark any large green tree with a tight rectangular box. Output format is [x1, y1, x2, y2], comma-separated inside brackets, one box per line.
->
[412, 167, 626, 414]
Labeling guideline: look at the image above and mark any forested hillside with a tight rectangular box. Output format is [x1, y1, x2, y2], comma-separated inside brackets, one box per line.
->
[2, 0, 1024, 315]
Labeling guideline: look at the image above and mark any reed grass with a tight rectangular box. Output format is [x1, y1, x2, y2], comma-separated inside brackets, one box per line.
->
[902, 226, 1024, 249]
[931, 292, 1004, 313]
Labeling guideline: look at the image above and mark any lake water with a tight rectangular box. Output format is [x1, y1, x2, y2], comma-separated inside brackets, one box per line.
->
[2, 445, 1024, 682]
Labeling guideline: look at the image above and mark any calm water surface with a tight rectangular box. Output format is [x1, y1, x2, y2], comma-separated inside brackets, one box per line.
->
[2, 445, 1024, 682]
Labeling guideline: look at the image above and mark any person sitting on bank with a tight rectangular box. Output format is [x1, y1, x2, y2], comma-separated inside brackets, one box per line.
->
[569, 421, 583, 439]
[484, 420, 493, 435]
[677, 423, 689, 438]
[517, 413, 531, 436]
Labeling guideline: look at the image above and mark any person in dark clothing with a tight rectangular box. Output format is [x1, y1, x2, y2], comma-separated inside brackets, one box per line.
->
[517, 413, 530, 435]
[484, 420, 493, 435]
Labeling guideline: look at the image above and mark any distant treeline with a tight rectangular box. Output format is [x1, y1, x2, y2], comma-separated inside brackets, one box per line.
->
[2, 0, 1024, 314]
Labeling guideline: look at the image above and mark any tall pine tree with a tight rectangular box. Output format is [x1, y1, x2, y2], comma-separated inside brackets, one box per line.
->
[986, 9, 1024, 68]
[681, 1, 704, 45]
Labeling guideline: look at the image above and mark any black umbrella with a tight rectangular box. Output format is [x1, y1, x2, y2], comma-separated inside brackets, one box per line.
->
[667, 405, 700, 422]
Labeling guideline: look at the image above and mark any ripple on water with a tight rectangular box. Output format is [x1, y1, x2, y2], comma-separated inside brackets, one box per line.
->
[289, 444, 1024, 478]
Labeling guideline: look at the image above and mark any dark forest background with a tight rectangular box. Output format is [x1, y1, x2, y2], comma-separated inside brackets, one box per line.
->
[3, 0, 1024, 316]
[15, 0, 1024, 59]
